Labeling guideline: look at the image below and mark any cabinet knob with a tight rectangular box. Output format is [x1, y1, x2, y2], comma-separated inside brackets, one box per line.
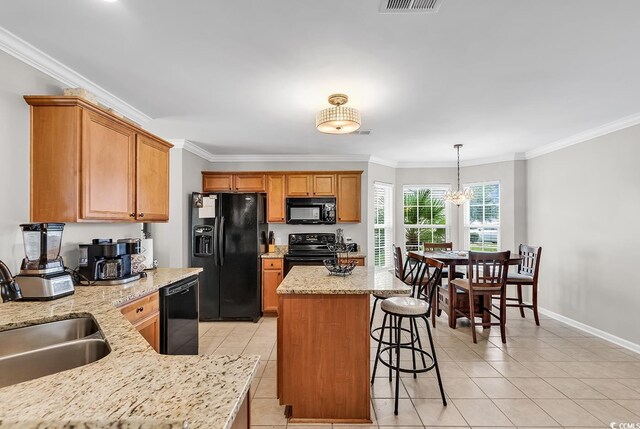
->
[129, 213, 135, 218]
[136, 306, 144, 313]
[139, 213, 144, 218]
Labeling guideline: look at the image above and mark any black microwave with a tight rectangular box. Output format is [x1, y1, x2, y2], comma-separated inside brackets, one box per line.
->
[286, 198, 336, 225]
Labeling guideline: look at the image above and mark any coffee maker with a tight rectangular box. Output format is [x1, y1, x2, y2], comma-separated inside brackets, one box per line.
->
[78, 239, 141, 285]
[14, 223, 75, 300]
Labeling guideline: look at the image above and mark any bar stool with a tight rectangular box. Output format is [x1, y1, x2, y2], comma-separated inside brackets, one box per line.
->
[371, 257, 447, 415]
[370, 245, 414, 341]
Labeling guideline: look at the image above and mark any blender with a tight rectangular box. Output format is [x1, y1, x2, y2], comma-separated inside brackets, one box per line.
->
[14, 223, 75, 300]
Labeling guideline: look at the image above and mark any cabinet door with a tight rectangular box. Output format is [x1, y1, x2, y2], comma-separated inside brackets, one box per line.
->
[136, 135, 170, 221]
[135, 313, 160, 352]
[262, 267, 282, 315]
[313, 174, 336, 196]
[267, 175, 286, 223]
[81, 109, 136, 220]
[203, 174, 234, 192]
[337, 173, 361, 222]
[286, 174, 312, 196]
[235, 174, 266, 192]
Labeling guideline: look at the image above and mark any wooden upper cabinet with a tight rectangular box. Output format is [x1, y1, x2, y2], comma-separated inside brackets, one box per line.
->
[81, 110, 136, 221]
[235, 174, 266, 192]
[203, 174, 234, 192]
[286, 174, 312, 196]
[267, 175, 286, 223]
[25, 96, 172, 223]
[337, 173, 361, 223]
[312, 174, 336, 196]
[136, 135, 170, 221]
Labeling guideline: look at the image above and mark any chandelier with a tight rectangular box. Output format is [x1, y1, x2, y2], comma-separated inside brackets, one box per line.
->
[444, 144, 474, 206]
[316, 94, 361, 134]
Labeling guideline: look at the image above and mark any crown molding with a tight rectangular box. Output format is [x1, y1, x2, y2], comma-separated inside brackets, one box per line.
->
[0, 25, 151, 124]
[209, 153, 371, 163]
[168, 139, 215, 161]
[525, 112, 640, 159]
[368, 156, 398, 168]
[396, 152, 526, 169]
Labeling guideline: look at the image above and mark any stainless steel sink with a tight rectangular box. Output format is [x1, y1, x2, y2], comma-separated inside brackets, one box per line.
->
[0, 317, 111, 388]
[0, 317, 100, 358]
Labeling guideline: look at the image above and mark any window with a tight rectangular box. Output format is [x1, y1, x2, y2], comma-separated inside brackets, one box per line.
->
[464, 182, 500, 251]
[403, 185, 449, 252]
[373, 182, 393, 267]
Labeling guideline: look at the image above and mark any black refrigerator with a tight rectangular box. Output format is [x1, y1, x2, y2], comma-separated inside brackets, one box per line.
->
[190, 192, 268, 322]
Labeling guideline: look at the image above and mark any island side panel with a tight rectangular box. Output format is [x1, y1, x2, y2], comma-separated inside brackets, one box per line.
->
[279, 294, 371, 422]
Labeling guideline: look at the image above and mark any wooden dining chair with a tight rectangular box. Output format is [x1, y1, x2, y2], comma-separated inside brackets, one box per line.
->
[422, 242, 464, 327]
[502, 244, 542, 325]
[450, 251, 511, 343]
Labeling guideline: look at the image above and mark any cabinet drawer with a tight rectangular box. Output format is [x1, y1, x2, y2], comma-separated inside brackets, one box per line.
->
[263, 258, 283, 270]
[119, 292, 159, 325]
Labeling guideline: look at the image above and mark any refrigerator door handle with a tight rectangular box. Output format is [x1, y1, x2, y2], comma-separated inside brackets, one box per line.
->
[213, 216, 220, 267]
[219, 216, 226, 266]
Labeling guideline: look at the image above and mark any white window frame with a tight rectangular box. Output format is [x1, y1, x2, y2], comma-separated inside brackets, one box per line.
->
[402, 184, 451, 253]
[373, 182, 394, 268]
[463, 181, 501, 251]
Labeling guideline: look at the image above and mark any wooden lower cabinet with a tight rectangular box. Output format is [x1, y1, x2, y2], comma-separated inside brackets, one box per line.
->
[262, 258, 283, 316]
[277, 294, 371, 422]
[119, 292, 160, 352]
[135, 314, 160, 352]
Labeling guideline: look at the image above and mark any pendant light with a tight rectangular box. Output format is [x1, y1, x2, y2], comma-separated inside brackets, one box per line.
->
[444, 144, 474, 206]
[316, 94, 361, 134]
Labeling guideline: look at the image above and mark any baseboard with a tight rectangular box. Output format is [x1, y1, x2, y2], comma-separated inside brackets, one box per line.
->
[539, 307, 640, 355]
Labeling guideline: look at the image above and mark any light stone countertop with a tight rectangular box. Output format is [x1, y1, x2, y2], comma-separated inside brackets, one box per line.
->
[276, 266, 410, 296]
[0, 268, 259, 429]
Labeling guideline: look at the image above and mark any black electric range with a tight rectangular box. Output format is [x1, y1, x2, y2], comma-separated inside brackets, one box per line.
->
[283, 233, 336, 275]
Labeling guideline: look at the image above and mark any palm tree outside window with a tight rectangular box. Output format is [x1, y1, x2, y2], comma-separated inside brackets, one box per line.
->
[403, 186, 449, 252]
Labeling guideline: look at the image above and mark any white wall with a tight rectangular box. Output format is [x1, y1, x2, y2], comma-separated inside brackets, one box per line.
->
[0, 52, 140, 274]
[208, 161, 369, 254]
[527, 124, 640, 346]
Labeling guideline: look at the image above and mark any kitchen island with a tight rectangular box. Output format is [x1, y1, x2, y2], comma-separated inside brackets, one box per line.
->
[0, 268, 259, 429]
[276, 266, 411, 423]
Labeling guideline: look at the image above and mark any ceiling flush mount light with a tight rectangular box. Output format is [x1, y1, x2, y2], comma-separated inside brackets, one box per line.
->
[444, 144, 474, 206]
[316, 94, 361, 134]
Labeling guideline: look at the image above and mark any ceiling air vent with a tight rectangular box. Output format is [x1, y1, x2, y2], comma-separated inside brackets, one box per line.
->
[350, 130, 372, 135]
[379, 0, 444, 13]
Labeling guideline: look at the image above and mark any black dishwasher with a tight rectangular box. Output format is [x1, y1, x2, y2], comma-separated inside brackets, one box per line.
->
[160, 275, 199, 355]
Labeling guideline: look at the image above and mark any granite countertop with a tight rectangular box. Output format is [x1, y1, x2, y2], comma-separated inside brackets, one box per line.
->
[0, 268, 259, 429]
[276, 266, 410, 296]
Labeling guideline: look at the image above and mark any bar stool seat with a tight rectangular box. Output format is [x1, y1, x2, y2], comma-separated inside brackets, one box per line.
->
[374, 290, 411, 300]
[381, 296, 428, 316]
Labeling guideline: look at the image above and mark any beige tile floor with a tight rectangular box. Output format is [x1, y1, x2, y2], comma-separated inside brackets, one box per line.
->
[199, 303, 640, 429]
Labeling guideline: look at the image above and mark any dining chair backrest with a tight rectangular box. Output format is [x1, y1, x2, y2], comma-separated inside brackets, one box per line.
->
[392, 245, 406, 280]
[418, 258, 444, 312]
[517, 244, 542, 281]
[468, 251, 511, 290]
[423, 242, 453, 252]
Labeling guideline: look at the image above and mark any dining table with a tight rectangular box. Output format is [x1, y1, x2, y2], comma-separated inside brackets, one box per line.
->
[408, 250, 523, 328]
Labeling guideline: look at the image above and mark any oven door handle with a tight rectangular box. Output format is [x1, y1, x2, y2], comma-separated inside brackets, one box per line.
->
[284, 256, 334, 262]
